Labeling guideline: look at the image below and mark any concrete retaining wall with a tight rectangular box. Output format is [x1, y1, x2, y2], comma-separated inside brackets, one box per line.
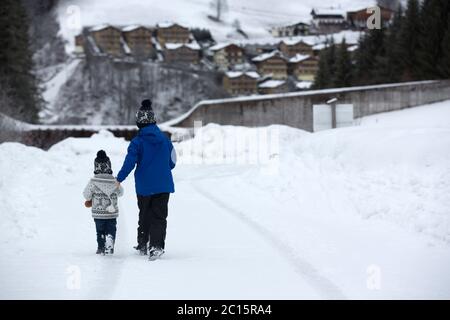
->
[2, 80, 449, 149]
[170, 80, 450, 131]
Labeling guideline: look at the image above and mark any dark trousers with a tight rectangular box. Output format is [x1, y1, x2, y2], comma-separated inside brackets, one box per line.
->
[94, 218, 117, 249]
[137, 193, 170, 249]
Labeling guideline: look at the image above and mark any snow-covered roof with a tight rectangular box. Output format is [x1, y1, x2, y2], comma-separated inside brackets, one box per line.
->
[252, 50, 286, 62]
[348, 45, 359, 52]
[326, 30, 362, 45]
[186, 41, 200, 50]
[312, 7, 346, 17]
[122, 25, 151, 32]
[225, 71, 260, 79]
[157, 21, 174, 28]
[313, 43, 327, 51]
[296, 81, 313, 89]
[259, 80, 286, 88]
[209, 43, 240, 51]
[89, 24, 119, 32]
[157, 21, 187, 29]
[286, 21, 309, 28]
[280, 38, 315, 47]
[165, 42, 200, 51]
[289, 54, 311, 63]
[165, 43, 183, 50]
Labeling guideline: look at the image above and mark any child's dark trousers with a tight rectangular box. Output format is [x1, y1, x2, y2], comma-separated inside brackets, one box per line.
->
[94, 218, 117, 250]
[137, 193, 170, 249]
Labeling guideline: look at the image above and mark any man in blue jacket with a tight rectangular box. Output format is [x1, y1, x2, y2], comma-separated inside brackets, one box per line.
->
[116, 99, 176, 261]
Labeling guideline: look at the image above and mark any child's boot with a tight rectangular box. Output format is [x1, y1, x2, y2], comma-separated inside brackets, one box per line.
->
[148, 246, 164, 261]
[134, 243, 147, 255]
[105, 234, 114, 254]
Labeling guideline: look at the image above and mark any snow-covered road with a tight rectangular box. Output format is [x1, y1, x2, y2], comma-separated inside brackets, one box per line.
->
[1, 100, 450, 299]
[0, 157, 325, 299]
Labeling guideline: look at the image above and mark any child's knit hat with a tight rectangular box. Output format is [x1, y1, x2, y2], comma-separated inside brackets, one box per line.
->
[94, 150, 112, 174]
[136, 99, 156, 129]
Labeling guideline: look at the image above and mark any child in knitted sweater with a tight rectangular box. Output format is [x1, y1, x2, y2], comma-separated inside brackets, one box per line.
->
[83, 150, 123, 255]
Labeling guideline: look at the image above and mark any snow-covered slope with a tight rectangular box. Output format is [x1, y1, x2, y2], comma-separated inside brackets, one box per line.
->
[57, 0, 375, 50]
[39, 59, 82, 124]
[1, 100, 449, 299]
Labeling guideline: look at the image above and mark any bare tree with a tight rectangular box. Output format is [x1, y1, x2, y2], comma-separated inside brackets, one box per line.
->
[210, 0, 229, 21]
[232, 19, 241, 31]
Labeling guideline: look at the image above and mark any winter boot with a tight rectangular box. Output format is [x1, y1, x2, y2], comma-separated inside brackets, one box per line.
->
[105, 234, 115, 255]
[148, 246, 164, 261]
[134, 242, 148, 255]
[96, 247, 105, 255]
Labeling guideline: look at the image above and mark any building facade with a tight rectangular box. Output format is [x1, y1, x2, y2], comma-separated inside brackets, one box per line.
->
[258, 80, 288, 94]
[252, 51, 288, 79]
[288, 54, 319, 81]
[271, 22, 310, 37]
[74, 34, 84, 54]
[89, 25, 123, 57]
[157, 22, 190, 46]
[347, 6, 394, 30]
[223, 71, 259, 96]
[122, 25, 155, 58]
[310, 8, 347, 34]
[163, 43, 200, 64]
[210, 43, 245, 70]
[279, 39, 314, 58]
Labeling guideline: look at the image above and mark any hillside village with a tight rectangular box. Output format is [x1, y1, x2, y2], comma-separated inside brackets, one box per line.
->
[74, 6, 395, 97]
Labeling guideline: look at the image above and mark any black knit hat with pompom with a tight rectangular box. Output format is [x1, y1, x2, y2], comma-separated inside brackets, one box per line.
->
[94, 150, 112, 174]
[136, 99, 156, 129]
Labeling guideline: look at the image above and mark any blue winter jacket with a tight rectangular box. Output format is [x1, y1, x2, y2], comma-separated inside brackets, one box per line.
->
[116, 124, 176, 196]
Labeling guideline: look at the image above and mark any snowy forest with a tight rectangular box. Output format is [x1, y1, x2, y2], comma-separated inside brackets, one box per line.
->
[313, 0, 450, 89]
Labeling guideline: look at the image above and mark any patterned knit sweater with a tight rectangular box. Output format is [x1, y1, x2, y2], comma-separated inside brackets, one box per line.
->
[83, 174, 124, 219]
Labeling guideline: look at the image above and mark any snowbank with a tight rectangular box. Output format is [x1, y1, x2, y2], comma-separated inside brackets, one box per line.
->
[0, 131, 128, 243]
[177, 101, 450, 243]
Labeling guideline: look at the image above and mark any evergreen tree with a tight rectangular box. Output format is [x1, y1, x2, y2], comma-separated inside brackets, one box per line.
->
[311, 0, 449, 88]
[313, 48, 331, 89]
[0, 0, 41, 122]
[399, 0, 421, 81]
[313, 38, 336, 89]
[326, 37, 336, 84]
[382, 5, 404, 83]
[334, 39, 352, 87]
[354, 29, 385, 85]
[371, 28, 390, 84]
[440, 15, 450, 78]
[418, 0, 447, 79]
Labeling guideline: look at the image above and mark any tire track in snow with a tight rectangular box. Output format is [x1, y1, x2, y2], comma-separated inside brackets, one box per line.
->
[192, 183, 346, 300]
